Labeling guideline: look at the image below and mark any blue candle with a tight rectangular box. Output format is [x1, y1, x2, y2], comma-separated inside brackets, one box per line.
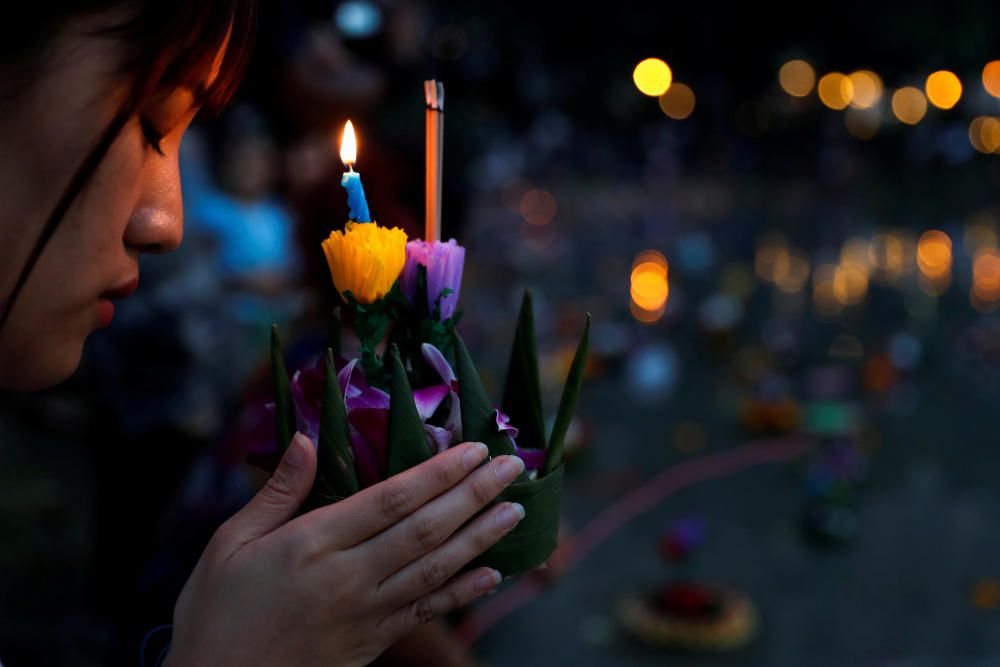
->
[341, 169, 371, 223]
[340, 120, 372, 222]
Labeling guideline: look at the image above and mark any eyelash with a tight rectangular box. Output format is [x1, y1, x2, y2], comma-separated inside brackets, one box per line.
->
[140, 117, 166, 156]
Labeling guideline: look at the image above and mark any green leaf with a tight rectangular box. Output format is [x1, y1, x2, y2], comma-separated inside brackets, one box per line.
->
[542, 314, 590, 476]
[453, 332, 526, 476]
[316, 348, 359, 499]
[349, 298, 392, 389]
[327, 307, 342, 357]
[471, 465, 564, 576]
[387, 345, 433, 477]
[501, 290, 546, 451]
[270, 325, 296, 456]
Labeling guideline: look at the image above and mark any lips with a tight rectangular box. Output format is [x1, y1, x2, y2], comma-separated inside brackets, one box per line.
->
[101, 276, 139, 300]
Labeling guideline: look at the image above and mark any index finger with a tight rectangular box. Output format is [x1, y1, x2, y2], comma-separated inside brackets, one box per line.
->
[314, 441, 490, 549]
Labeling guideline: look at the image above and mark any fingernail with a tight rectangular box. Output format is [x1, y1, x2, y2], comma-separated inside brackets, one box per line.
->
[286, 432, 309, 467]
[494, 456, 525, 485]
[475, 569, 502, 593]
[463, 442, 489, 471]
[496, 502, 525, 531]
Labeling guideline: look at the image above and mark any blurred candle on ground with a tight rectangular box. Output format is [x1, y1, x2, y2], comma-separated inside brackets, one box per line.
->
[340, 120, 372, 222]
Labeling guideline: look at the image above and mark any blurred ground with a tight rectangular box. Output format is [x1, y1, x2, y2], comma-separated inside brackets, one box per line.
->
[6, 1, 1000, 665]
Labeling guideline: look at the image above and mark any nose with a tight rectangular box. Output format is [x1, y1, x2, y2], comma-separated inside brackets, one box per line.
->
[123, 154, 184, 254]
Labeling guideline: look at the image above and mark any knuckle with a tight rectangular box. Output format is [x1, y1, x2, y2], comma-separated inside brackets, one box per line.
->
[434, 460, 456, 488]
[412, 515, 445, 550]
[264, 471, 296, 501]
[413, 596, 438, 624]
[291, 523, 326, 564]
[470, 476, 496, 507]
[469, 528, 494, 554]
[420, 558, 450, 589]
[380, 484, 414, 522]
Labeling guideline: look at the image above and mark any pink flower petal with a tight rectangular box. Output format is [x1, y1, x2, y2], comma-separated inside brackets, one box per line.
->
[337, 358, 366, 399]
[346, 386, 391, 412]
[291, 368, 324, 443]
[421, 343, 456, 384]
[513, 445, 547, 471]
[494, 409, 520, 439]
[423, 424, 453, 454]
[413, 384, 450, 421]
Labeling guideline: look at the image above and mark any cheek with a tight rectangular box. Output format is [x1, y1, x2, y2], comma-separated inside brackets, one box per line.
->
[0, 126, 148, 391]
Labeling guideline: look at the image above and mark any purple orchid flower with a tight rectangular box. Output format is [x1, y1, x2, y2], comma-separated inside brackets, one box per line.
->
[281, 356, 455, 487]
[495, 409, 547, 471]
[401, 239, 466, 321]
[252, 343, 546, 485]
[421, 343, 463, 445]
[419, 343, 546, 469]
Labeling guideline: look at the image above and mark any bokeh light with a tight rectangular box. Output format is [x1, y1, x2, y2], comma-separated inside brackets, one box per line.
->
[972, 248, 1000, 310]
[335, 0, 383, 38]
[779, 60, 816, 97]
[891, 87, 928, 125]
[658, 83, 696, 119]
[630, 251, 670, 323]
[755, 235, 791, 284]
[925, 70, 962, 109]
[833, 264, 869, 305]
[841, 237, 872, 272]
[848, 70, 883, 109]
[633, 58, 673, 97]
[868, 233, 908, 285]
[917, 230, 952, 295]
[983, 61, 1000, 98]
[520, 188, 557, 226]
[969, 116, 1000, 154]
[917, 230, 952, 279]
[818, 72, 854, 110]
[775, 251, 811, 293]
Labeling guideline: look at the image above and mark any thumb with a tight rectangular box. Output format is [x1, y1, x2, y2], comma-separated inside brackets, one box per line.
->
[224, 431, 317, 547]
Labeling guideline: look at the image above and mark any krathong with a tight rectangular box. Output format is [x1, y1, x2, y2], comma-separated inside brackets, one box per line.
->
[261, 112, 589, 576]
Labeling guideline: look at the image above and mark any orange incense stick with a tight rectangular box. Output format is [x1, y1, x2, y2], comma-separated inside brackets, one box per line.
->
[425, 80, 444, 242]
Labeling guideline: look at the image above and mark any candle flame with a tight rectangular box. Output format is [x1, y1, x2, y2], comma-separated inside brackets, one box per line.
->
[340, 120, 357, 167]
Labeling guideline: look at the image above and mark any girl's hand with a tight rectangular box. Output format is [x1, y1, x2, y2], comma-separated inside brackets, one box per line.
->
[164, 433, 525, 667]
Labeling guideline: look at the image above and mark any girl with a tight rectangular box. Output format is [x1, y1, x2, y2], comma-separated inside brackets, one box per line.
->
[0, 2, 525, 664]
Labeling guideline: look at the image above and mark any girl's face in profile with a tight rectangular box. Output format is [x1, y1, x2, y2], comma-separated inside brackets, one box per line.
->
[0, 13, 227, 391]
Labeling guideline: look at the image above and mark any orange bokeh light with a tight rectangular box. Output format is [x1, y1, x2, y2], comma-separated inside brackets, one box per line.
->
[630, 251, 670, 319]
[917, 230, 953, 279]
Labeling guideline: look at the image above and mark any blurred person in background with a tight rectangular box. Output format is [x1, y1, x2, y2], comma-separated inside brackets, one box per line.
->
[0, 1, 527, 665]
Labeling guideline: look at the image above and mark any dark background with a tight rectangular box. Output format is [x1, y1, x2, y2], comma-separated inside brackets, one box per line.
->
[4, 1, 1000, 664]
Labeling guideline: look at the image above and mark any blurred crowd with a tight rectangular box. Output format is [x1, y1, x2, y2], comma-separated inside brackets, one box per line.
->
[5, 1, 1000, 664]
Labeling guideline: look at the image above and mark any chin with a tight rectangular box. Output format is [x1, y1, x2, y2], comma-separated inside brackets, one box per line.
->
[0, 339, 84, 392]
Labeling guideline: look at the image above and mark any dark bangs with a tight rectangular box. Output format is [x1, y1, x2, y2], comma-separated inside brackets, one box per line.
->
[0, 0, 257, 332]
[100, 0, 258, 115]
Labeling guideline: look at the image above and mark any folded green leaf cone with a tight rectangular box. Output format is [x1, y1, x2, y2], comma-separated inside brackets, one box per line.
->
[270, 293, 589, 577]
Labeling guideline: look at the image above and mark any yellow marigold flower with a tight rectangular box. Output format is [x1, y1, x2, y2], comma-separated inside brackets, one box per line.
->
[322, 222, 408, 304]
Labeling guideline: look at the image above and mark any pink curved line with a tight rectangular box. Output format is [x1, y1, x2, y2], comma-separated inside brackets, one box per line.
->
[455, 436, 808, 646]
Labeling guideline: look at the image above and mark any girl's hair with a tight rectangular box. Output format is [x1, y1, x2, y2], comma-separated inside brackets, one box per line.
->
[0, 0, 258, 331]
